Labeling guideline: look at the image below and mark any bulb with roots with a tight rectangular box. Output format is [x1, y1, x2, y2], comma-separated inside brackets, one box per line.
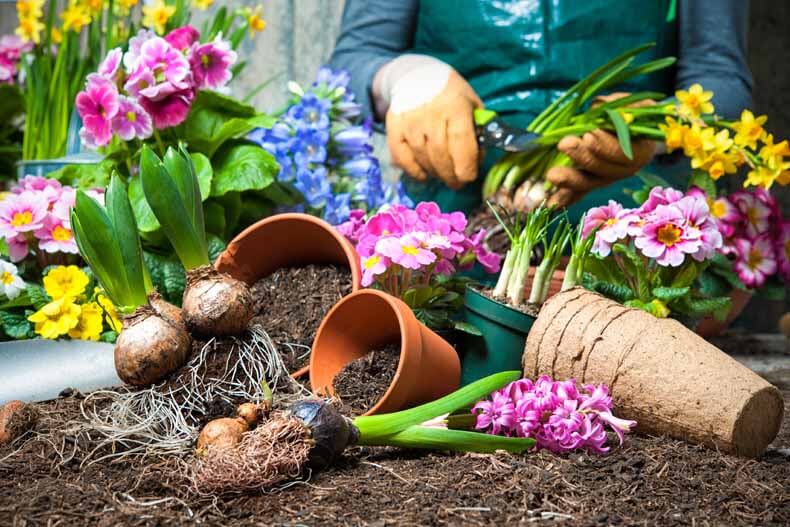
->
[513, 179, 549, 212]
[182, 266, 254, 337]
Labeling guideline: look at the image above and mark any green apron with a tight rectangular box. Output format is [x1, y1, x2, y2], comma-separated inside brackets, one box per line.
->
[405, 0, 679, 217]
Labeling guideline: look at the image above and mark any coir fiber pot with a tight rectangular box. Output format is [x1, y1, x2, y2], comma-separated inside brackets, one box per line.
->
[214, 213, 362, 377]
[460, 267, 564, 386]
[523, 288, 784, 458]
[310, 289, 460, 416]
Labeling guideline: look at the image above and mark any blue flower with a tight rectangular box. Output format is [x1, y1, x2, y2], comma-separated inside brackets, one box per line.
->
[294, 166, 332, 209]
[313, 66, 350, 91]
[294, 127, 329, 164]
[323, 192, 352, 225]
[341, 155, 379, 179]
[335, 100, 362, 120]
[333, 121, 373, 156]
[275, 153, 295, 182]
[286, 93, 331, 131]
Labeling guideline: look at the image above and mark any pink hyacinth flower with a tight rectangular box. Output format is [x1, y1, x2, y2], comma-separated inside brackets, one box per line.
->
[113, 96, 153, 141]
[472, 391, 516, 435]
[376, 234, 436, 270]
[165, 25, 200, 52]
[35, 216, 78, 254]
[190, 36, 237, 90]
[734, 236, 777, 288]
[139, 87, 195, 129]
[76, 74, 120, 147]
[635, 203, 701, 267]
[0, 191, 49, 238]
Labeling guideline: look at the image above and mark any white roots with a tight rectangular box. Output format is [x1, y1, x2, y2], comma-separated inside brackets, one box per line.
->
[78, 325, 310, 461]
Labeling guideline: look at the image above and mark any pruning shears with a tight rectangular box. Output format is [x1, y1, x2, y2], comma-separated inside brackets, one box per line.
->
[474, 108, 542, 153]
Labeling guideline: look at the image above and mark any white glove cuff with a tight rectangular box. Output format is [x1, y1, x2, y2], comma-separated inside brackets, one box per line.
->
[373, 54, 452, 116]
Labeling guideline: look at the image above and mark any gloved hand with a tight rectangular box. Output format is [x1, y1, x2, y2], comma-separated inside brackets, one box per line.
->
[547, 93, 657, 207]
[374, 55, 483, 190]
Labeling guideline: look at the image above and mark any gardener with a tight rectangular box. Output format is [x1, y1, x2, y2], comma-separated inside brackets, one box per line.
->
[329, 0, 752, 215]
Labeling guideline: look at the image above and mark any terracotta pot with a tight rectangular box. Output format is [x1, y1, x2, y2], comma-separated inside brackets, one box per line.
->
[310, 289, 461, 416]
[695, 288, 754, 338]
[214, 213, 362, 288]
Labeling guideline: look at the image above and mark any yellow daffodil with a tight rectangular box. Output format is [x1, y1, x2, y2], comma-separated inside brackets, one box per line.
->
[96, 291, 123, 332]
[778, 170, 790, 186]
[43, 265, 90, 300]
[68, 301, 104, 341]
[82, 0, 104, 15]
[658, 116, 686, 153]
[28, 298, 82, 339]
[732, 110, 767, 150]
[142, 0, 176, 35]
[744, 166, 780, 189]
[62, 3, 92, 33]
[51, 27, 63, 44]
[700, 128, 734, 155]
[246, 5, 266, 36]
[692, 150, 741, 181]
[16, 0, 44, 20]
[119, 0, 138, 8]
[16, 15, 45, 44]
[193, 0, 213, 10]
[681, 123, 704, 158]
[758, 134, 790, 171]
[676, 83, 714, 119]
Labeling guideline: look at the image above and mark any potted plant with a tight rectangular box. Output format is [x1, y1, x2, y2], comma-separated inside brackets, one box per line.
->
[462, 205, 593, 384]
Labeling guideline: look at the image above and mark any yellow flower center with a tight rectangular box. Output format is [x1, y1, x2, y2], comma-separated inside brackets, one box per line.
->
[711, 200, 727, 219]
[604, 218, 617, 227]
[747, 248, 763, 269]
[364, 255, 380, 269]
[126, 111, 137, 122]
[52, 225, 72, 241]
[746, 207, 760, 227]
[11, 210, 32, 227]
[402, 245, 420, 256]
[657, 224, 682, 247]
[201, 54, 212, 67]
[2, 271, 14, 285]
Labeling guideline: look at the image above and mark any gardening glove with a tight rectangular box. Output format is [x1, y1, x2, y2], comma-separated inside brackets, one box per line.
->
[547, 93, 657, 208]
[374, 54, 483, 190]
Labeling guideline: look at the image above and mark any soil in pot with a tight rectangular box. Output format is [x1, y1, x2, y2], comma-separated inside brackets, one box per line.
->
[478, 287, 541, 317]
[332, 343, 400, 416]
[250, 264, 353, 371]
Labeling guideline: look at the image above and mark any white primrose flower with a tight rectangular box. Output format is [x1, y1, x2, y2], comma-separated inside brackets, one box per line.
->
[0, 259, 25, 299]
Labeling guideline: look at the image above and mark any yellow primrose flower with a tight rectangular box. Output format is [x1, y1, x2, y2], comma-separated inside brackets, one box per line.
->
[28, 298, 82, 340]
[732, 110, 767, 150]
[658, 117, 686, 153]
[16, 15, 45, 44]
[96, 291, 123, 332]
[676, 83, 714, 119]
[193, 0, 213, 10]
[43, 265, 90, 300]
[246, 5, 266, 36]
[62, 3, 92, 33]
[68, 301, 104, 341]
[142, 0, 176, 35]
[16, 0, 44, 19]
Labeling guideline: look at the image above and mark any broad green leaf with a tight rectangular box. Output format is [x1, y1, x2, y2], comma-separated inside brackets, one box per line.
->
[189, 89, 256, 118]
[652, 286, 690, 301]
[454, 321, 483, 336]
[25, 284, 50, 309]
[625, 298, 670, 318]
[211, 141, 278, 197]
[0, 311, 33, 340]
[207, 235, 226, 263]
[128, 175, 161, 233]
[260, 181, 302, 206]
[48, 161, 111, 189]
[688, 171, 716, 197]
[590, 280, 635, 303]
[105, 175, 148, 305]
[190, 152, 213, 200]
[140, 146, 209, 270]
[605, 109, 633, 160]
[100, 330, 118, 343]
[696, 270, 731, 298]
[364, 425, 535, 454]
[204, 200, 227, 239]
[669, 261, 699, 289]
[143, 251, 186, 306]
[682, 296, 732, 320]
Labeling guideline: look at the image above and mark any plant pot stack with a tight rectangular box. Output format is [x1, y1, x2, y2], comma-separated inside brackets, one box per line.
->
[523, 288, 784, 458]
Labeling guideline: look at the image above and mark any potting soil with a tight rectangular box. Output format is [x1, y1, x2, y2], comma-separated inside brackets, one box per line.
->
[332, 343, 401, 416]
[250, 264, 353, 371]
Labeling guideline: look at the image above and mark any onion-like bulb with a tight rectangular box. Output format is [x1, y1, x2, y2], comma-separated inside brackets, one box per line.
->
[182, 266, 254, 336]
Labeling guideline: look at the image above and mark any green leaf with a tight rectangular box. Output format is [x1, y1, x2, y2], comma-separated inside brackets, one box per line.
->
[190, 152, 213, 200]
[625, 298, 670, 318]
[211, 141, 278, 197]
[364, 425, 535, 454]
[682, 296, 732, 320]
[207, 235, 226, 263]
[25, 284, 50, 309]
[688, 171, 716, 197]
[453, 321, 482, 336]
[143, 251, 187, 306]
[670, 261, 700, 289]
[756, 281, 786, 301]
[652, 286, 690, 301]
[204, 200, 228, 239]
[100, 330, 118, 343]
[637, 172, 671, 189]
[590, 280, 635, 303]
[48, 161, 112, 190]
[0, 311, 33, 339]
[605, 109, 633, 160]
[105, 175, 148, 305]
[128, 175, 161, 233]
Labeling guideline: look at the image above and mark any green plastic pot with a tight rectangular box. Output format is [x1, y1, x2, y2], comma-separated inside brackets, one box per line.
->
[460, 285, 537, 385]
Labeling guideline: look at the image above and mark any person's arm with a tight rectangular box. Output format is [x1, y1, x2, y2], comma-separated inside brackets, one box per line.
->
[676, 0, 753, 119]
[329, 0, 418, 119]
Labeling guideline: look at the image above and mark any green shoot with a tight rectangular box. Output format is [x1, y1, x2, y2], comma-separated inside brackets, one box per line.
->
[72, 174, 150, 313]
[506, 204, 552, 306]
[529, 218, 571, 305]
[562, 215, 597, 291]
[362, 425, 535, 454]
[140, 144, 210, 271]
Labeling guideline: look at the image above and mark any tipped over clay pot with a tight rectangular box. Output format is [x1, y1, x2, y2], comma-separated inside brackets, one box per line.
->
[310, 289, 460, 416]
[523, 288, 784, 458]
[214, 213, 362, 289]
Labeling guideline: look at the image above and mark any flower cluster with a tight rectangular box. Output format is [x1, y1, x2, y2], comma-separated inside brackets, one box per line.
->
[660, 84, 789, 189]
[473, 376, 636, 455]
[339, 202, 501, 289]
[0, 176, 103, 262]
[15, 0, 46, 44]
[27, 265, 121, 340]
[583, 187, 722, 268]
[695, 187, 788, 288]
[77, 26, 237, 147]
[249, 66, 412, 224]
[0, 35, 31, 85]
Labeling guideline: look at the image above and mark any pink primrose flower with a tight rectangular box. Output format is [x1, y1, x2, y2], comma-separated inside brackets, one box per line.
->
[76, 74, 120, 147]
